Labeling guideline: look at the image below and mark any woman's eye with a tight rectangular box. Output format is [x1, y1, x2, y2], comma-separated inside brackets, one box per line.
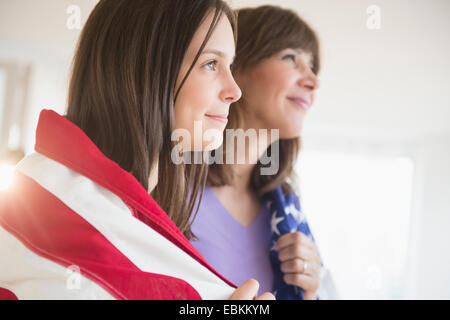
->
[203, 60, 218, 71]
[283, 54, 297, 64]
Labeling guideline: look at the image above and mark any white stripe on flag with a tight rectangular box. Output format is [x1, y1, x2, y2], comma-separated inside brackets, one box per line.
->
[0, 224, 115, 300]
[16, 153, 235, 300]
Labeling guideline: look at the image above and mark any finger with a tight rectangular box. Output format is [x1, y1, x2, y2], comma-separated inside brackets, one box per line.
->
[281, 258, 303, 274]
[229, 279, 259, 300]
[278, 242, 314, 262]
[281, 259, 306, 274]
[276, 232, 315, 251]
[281, 259, 320, 275]
[255, 292, 276, 300]
[283, 273, 316, 291]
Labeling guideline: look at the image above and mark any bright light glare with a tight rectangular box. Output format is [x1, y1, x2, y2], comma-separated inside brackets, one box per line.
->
[296, 149, 414, 299]
[0, 164, 15, 191]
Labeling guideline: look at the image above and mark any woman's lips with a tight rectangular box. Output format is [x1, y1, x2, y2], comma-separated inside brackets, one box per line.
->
[287, 97, 310, 110]
[205, 114, 228, 123]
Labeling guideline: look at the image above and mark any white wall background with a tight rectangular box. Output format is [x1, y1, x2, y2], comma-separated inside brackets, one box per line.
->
[0, 0, 449, 299]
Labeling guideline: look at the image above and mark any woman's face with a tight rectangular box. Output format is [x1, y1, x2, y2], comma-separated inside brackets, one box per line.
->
[174, 11, 241, 152]
[236, 48, 319, 139]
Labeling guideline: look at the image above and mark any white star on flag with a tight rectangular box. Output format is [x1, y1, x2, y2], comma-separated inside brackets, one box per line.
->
[284, 204, 291, 214]
[270, 242, 277, 252]
[271, 210, 284, 236]
[286, 203, 305, 223]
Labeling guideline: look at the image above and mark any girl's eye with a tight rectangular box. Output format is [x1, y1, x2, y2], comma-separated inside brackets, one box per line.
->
[203, 60, 218, 71]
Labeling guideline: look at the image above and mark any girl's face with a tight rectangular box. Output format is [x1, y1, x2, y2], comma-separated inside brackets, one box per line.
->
[236, 48, 319, 139]
[174, 11, 241, 152]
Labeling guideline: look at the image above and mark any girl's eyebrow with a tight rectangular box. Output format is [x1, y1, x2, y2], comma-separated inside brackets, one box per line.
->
[201, 49, 235, 61]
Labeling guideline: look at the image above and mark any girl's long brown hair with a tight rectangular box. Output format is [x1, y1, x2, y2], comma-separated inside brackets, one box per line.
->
[66, 0, 237, 239]
[208, 5, 320, 196]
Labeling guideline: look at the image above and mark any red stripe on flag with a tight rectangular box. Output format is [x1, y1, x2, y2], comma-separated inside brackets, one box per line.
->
[34, 110, 236, 288]
[0, 288, 18, 300]
[0, 172, 201, 300]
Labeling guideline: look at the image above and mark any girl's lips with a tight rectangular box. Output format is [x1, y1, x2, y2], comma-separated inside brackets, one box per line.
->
[205, 114, 228, 123]
[287, 97, 310, 110]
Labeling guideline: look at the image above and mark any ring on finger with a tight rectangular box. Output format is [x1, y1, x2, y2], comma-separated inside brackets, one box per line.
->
[303, 260, 308, 274]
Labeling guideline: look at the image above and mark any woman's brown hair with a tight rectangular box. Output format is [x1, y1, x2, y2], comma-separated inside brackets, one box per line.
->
[66, 0, 237, 239]
[208, 5, 320, 196]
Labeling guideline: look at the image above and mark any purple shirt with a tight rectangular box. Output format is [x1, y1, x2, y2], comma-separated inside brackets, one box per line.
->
[190, 186, 274, 294]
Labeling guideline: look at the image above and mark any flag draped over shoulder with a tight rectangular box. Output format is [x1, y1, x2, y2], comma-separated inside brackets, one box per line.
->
[0, 109, 237, 300]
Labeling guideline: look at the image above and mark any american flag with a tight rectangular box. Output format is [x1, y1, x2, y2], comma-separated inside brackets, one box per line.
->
[0, 110, 236, 300]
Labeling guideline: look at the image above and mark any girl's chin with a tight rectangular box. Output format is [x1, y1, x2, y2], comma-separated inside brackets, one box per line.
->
[202, 138, 223, 151]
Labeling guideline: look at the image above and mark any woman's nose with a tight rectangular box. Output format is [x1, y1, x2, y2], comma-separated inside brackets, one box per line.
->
[298, 67, 319, 91]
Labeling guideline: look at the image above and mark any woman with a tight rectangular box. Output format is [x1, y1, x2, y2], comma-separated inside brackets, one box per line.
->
[190, 5, 324, 300]
[0, 0, 273, 300]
